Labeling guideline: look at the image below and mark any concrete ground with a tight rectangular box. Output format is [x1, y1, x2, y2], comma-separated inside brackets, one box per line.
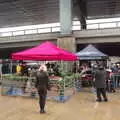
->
[0, 90, 120, 120]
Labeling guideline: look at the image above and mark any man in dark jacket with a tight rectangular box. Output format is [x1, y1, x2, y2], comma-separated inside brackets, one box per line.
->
[94, 65, 108, 102]
[35, 65, 50, 113]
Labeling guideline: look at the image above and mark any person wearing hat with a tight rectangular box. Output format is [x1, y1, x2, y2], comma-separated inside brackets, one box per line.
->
[94, 65, 108, 102]
[35, 64, 50, 113]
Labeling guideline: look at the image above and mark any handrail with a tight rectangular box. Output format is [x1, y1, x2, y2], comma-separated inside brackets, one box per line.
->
[0, 21, 120, 37]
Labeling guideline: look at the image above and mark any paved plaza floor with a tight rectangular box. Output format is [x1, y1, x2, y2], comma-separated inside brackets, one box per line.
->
[0, 90, 120, 120]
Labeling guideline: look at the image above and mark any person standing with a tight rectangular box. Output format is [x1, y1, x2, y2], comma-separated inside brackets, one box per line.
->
[35, 64, 50, 113]
[94, 65, 108, 102]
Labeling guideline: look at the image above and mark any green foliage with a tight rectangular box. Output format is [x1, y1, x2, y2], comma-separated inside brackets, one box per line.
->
[59, 71, 67, 77]
[74, 73, 81, 79]
[2, 74, 28, 81]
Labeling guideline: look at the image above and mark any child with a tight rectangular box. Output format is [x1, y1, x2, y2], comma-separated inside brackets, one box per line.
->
[110, 80, 116, 92]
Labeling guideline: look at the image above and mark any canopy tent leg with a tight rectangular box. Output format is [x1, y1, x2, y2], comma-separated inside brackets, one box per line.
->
[10, 60, 13, 74]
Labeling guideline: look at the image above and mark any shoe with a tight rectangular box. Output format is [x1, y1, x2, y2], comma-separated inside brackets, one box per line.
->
[40, 110, 46, 114]
[96, 99, 102, 102]
[104, 99, 108, 102]
[113, 90, 116, 92]
[42, 110, 46, 113]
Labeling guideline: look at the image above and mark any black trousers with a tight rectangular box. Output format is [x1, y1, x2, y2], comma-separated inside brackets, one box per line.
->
[96, 88, 107, 100]
[38, 90, 47, 111]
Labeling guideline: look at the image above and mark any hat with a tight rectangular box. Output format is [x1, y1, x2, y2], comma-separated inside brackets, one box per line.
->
[106, 69, 112, 72]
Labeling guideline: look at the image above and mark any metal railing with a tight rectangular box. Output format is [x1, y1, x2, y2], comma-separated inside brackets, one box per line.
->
[0, 26, 61, 37]
[0, 21, 120, 37]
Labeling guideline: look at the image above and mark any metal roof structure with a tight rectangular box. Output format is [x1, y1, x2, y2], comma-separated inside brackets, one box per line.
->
[0, 0, 120, 27]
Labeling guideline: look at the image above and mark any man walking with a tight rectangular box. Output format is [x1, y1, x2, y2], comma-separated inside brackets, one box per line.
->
[94, 65, 108, 102]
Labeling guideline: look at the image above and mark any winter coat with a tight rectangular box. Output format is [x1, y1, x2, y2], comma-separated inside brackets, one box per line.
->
[94, 69, 107, 88]
[35, 71, 50, 94]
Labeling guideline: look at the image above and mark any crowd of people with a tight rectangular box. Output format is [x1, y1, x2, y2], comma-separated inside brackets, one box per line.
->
[35, 62, 118, 113]
[1, 60, 120, 114]
[73, 62, 120, 103]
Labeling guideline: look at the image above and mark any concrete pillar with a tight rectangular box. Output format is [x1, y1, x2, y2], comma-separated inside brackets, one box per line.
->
[57, 36, 76, 53]
[57, 36, 76, 72]
[59, 0, 72, 35]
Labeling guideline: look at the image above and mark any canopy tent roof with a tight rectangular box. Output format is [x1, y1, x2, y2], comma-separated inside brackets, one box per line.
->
[76, 44, 108, 60]
[11, 41, 77, 61]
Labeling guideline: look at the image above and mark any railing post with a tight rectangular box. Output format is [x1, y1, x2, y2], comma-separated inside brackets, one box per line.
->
[98, 23, 100, 29]
[11, 31, 13, 36]
[50, 27, 52, 32]
[23, 30, 25, 35]
[37, 28, 39, 33]
[116, 21, 119, 28]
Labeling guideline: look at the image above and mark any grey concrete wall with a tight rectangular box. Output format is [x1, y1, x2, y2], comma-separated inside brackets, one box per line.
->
[0, 40, 57, 49]
[74, 28, 120, 44]
[0, 32, 58, 48]
[74, 28, 120, 38]
[0, 27, 120, 49]
[76, 36, 120, 44]
[0, 32, 59, 43]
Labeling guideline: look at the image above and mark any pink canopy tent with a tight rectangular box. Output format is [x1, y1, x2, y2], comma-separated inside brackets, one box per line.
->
[11, 41, 77, 61]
